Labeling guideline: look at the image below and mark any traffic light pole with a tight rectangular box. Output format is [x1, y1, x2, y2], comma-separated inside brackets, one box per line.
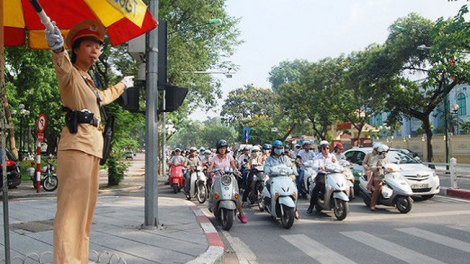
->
[143, 0, 159, 228]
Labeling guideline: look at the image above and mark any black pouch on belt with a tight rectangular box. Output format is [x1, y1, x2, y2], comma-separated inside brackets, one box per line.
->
[65, 111, 79, 134]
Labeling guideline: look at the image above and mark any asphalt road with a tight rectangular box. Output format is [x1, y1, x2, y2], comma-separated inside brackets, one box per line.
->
[22, 153, 469, 264]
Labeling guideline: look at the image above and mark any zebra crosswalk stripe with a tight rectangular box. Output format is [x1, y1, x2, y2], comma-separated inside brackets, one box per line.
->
[281, 234, 357, 264]
[447, 225, 470, 233]
[397, 227, 470, 254]
[341, 231, 446, 264]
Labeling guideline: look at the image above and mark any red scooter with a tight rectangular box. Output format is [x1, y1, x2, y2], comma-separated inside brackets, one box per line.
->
[169, 162, 184, 193]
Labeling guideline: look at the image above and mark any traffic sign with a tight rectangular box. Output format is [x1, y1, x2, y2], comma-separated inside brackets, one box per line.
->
[243, 127, 251, 143]
[37, 113, 47, 133]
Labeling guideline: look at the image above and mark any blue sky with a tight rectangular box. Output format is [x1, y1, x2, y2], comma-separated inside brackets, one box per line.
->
[190, 0, 467, 121]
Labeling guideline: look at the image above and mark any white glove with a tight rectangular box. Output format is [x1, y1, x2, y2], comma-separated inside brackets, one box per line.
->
[120, 76, 134, 89]
[45, 21, 64, 52]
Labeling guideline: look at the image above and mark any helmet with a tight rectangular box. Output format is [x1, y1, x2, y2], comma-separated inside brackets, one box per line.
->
[216, 139, 228, 149]
[243, 146, 250, 151]
[252, 146, 261, 152]
[335, 142, 344, 150]
[319, 140, 330, 148]
[294, 144, 300, 149]
[199, 147, 205, 152]
[372, 142, 380, 150]
[262, 143, 270, 150]
[377, 144, 389, 154]
[204, 150, 212, 155]
[272, 140, 283, 148]
[302, 140, 311, 147]
[175, 148, 181, 152]
[189, 147, 197, 151]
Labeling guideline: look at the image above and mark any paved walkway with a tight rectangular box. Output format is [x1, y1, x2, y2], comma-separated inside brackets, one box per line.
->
[0, 161, 225, 264]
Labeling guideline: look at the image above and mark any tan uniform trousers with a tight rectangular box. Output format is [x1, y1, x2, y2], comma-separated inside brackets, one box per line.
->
[54, 150, 100, 264]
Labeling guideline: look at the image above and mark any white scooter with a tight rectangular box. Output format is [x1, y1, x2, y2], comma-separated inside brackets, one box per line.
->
[338, 159, 355, 200]
[302, 160, 317, 197]
[309, 163, 350, 221]
[358, 163, 413, 213]
[262, 164, 298, 229]
[185, 166, 208, 204]
[209, 168, 241, 231]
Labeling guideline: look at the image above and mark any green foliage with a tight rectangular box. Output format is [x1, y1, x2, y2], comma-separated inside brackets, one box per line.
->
[168, 117, 237, 149]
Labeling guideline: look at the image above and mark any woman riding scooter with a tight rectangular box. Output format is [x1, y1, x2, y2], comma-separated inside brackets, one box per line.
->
[241, 145, 264, 206]
[264, 140, 300, 219]
[306, 140, 337, 214]
[370, 144, 390, 211]
[207, 140, 248, 224]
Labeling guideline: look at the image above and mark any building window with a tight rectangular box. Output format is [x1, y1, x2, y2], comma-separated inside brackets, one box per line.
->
[457, 93, 466, 116]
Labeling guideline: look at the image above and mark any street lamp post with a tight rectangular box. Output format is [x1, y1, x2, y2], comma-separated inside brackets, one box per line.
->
[452, 104, 460, 135]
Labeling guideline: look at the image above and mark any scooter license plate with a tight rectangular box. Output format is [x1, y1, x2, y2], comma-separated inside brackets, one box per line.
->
[411, 183, 428, 189]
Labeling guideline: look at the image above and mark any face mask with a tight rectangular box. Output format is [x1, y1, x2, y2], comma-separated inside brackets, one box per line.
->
[378, 153, 386, 159]
[274, 148, 283, 156]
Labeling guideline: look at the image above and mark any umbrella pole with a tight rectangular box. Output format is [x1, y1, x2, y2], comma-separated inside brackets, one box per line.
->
[1, 0, 13, 262]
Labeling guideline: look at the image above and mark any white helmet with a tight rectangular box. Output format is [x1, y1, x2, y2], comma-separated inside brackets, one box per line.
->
[319, 140, 329, 148]
[377, 144, 389, 154]
[251, 145, 261, 152]
[372, 142, 380, 150]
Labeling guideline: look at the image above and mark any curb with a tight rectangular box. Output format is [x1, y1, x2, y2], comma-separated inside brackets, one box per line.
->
[439, 186, 470, 199]
[185, 201, 225, 264]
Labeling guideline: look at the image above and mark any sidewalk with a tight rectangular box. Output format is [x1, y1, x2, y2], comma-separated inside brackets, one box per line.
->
[0, 167, 225, 263]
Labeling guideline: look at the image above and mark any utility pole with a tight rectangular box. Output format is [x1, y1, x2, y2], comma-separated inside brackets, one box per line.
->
[143, 0, 159, 228]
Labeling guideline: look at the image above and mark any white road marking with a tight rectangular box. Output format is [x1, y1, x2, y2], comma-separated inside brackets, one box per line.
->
[447, 224, 470, 232]
[281, 234, 357, 264]
[341, 231, 446, 264]
[222, 231, 258, 264]
[397, 227, 470, 254]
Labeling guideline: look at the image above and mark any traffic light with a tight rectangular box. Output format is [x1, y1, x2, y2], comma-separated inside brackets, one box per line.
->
[162, 85, 189, 112]
[117, 86, 141, 112]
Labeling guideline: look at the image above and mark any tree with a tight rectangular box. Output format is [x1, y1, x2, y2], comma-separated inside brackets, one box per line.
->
[383, 8, 470, 162]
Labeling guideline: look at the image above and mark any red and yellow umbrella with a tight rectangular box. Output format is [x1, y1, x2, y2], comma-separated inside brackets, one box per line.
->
[3, 0, 157, 49]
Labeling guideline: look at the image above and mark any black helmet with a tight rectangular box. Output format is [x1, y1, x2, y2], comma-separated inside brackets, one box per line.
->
[216, 139, 228, 149]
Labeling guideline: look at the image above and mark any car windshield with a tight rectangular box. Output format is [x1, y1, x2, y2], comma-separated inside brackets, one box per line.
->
[387, 150, 418, 164]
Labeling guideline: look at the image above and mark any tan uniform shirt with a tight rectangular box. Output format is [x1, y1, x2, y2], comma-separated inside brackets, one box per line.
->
[53, 51, 126, 158]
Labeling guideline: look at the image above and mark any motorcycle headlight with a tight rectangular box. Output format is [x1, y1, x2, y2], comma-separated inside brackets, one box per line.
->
[221, 175, 232, 186]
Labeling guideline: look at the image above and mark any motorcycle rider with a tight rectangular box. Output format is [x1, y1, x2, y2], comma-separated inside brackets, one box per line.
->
[184, 147, 201, 194]
[370, 144, 390, 211]
[237, 146, 251, 189]
[241, 145, 265, 206]
[306, 140, 337, 214]
[296, 140, 316, 198]
[364, 143, 380, 191]
[198, 147, 206, 162]
[207, 140, 247, 224]
[264, 140, 300, 219]
[332, 142, 346, 160]
[169, 148, 186, 166]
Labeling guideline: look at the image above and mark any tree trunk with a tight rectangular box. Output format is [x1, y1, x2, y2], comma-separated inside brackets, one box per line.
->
[281, 124, 296, 142]
[423, 117, 433, 163]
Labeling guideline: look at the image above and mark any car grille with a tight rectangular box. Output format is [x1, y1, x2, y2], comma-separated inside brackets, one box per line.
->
[412, 187, 432, 193]
[404, 174, 431, 181]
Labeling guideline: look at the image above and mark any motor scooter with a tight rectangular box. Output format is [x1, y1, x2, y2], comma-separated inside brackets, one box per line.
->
[209, 167, 241, 231]
[358, 163, 413, 213]
[338, 159, 355, 200]
[261, 164, 298, 229]
[185, 166, 208, 204]
[248, 165, 268, 211]
[302, 160, 317, 197]
[27, 161, 58, 192]
[309, 163, 350, 221]
[169, 162, 184, 193]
